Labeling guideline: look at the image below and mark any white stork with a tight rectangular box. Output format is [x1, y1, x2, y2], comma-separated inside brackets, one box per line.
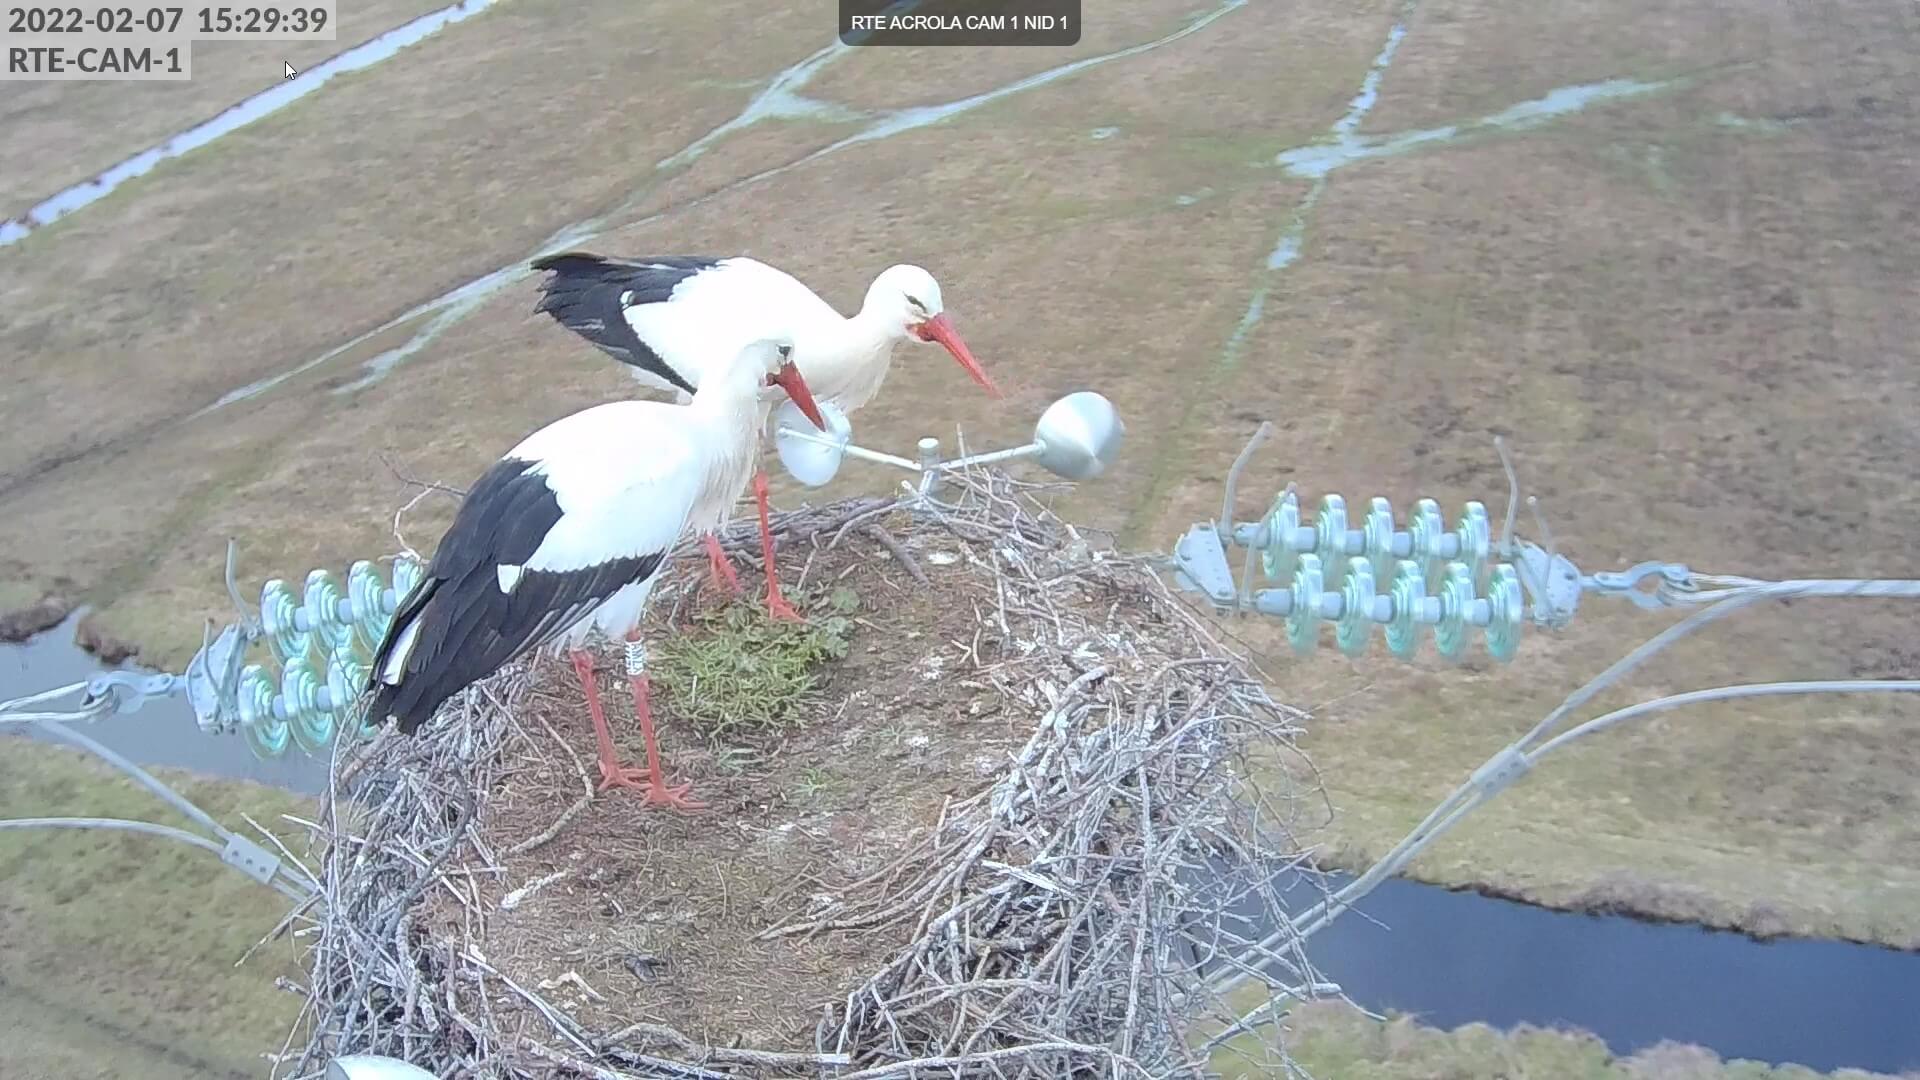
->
[528, 251, 1001, 622]
[365, 337, 827, 810]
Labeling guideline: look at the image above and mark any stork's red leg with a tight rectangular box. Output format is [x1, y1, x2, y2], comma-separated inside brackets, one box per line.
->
[701, 533, 742, 596]
[754, 470, 803, 623]
[622, 630, 706, 810]
[582, 639, 705, 810]
[627, 668, 706, 811]
[571, 649, 635, 791]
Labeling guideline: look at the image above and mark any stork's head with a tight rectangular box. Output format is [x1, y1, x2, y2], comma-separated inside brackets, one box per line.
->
[866, 265, 1001, 399]
[739, 336, 827, 431]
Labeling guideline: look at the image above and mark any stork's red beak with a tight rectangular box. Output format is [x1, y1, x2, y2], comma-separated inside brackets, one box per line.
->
[767, 360, 828, 431]
[913, 313, 1001, 399]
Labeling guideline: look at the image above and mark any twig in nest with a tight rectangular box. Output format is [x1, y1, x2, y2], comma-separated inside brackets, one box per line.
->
[602, 1021, 854, 1069]
[501, 868, 573, 911]
[379, 451, 469, 498]
[382, 453, 469, 561]
[504, 711, 593, 856]
[864, 523, 930, 587]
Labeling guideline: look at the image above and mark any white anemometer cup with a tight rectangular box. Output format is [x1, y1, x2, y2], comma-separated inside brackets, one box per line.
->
[326, 1055, 440, 1080]
[1029, 390, 1127, 482]
[771, 400, 856, 486]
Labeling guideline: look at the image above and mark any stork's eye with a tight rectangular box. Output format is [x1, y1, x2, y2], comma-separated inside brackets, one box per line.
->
[778, 344, 793, 359]
[906, 295, 927, 313]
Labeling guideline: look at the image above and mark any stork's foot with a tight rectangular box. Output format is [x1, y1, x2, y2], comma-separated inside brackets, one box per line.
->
[643, 780, 707, 811]
[708, 557, 743, 597]
[765, 591, 804, 624]
[596, 765, 707, 810]
[702, 534, 743, 597]
[595, 761, 645, 793]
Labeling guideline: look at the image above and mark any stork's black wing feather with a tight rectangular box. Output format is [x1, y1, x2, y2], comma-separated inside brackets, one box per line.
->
[365, 455, 663, 734]
[529, 251, 725, 396]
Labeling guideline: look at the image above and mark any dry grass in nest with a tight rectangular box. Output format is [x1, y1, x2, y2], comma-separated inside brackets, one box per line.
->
[275, 470, 1332, 1079]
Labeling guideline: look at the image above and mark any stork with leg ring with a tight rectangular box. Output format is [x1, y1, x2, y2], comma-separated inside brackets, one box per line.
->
[529, 252, 1000, 621]
[364, 338, 827, 810]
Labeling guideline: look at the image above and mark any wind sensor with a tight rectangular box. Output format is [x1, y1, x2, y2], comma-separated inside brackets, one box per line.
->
[771, 389, 1126, 494]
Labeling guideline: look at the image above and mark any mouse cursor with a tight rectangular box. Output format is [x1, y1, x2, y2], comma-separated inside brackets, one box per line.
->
[283, 61, 297, 79]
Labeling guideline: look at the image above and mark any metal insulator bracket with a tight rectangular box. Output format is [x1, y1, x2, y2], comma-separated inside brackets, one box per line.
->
[1584, 560, 1695, 611]
[221, 833, 283, 885]
[1469, 745, 1533, 798]
[80, 671, 181, 716]
[184, 622, 248, 734]
[1512, 541, 1584, 628]
[1172, 522, 1240, 607]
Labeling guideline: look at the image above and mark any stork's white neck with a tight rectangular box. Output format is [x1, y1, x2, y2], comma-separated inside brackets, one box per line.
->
[788, 304, 909, 414]
[685, 370, 771, 531]
[689, 358, 771, 421]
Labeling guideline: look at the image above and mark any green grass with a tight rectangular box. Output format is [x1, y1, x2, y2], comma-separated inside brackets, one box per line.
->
[0, 580, 43, 612]
[650, 585, 857, 746]
[0, 738, 314, 1078]
[1210, 999, 1908, 1080]
[791, 764, 848, 805]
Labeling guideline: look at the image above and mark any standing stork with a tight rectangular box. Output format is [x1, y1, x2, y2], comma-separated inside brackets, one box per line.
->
[528, 251, 1001, 622]
[364, 338, 827, 810]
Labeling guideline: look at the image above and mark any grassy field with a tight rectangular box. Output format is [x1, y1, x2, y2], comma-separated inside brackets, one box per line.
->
[1271, 1002, 1917, 1080]
[0, 0, 1915, 1014]
[8, 740, 1891, 1080]
[0, 738, 311, 1078]
[1204, 0, 1920, 946]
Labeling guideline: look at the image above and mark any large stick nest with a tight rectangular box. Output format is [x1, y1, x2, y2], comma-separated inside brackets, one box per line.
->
[279, 470, 1332, 1079]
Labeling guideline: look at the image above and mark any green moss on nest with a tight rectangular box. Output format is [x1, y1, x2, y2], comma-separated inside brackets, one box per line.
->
[651, 584, 859, 745]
